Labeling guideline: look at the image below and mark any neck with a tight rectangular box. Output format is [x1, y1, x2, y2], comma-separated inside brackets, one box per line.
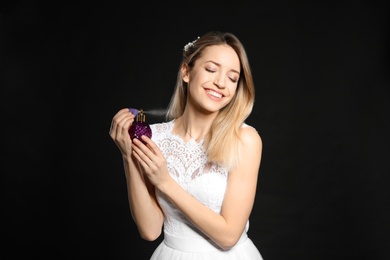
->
[182, 120, 204, 141]
[177, 111, 215, 141]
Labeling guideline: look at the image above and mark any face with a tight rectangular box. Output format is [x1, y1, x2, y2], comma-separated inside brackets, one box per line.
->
[183, 44, 240, 114]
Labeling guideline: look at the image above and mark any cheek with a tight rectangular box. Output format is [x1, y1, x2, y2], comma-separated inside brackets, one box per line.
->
[228, 84, 238, 97]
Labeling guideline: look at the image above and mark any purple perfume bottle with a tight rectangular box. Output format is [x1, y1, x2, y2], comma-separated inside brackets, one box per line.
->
[129, 109, 152, 144]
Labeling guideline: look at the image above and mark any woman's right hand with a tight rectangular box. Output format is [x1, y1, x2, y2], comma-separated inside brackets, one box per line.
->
[109, 108, 136, 157]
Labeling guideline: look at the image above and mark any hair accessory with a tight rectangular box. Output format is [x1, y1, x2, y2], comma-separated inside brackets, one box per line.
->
[183, 36, 200, 52]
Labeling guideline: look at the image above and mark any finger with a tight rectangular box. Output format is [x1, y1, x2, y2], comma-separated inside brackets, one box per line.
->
[140, 135, 163, 157]
[117, 111, 135, 127]
[133, 137, 158, 160]
[114, 112, 134, 138]
[112, 108, 132, 122]
[119, 116, 134, 138]
[110, 108, 131, 134]
[131, 149, 150, 170]
[113, 108, 136, 129]
[132, 140, 153, 169]
[132, 138, 153, 155]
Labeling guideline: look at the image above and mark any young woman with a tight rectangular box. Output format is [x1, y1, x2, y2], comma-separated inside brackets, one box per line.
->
[109, 31, 264, 259]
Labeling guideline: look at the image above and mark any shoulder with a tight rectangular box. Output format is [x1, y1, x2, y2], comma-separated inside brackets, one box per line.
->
[238, 123, 262, 151]
[239, 123, 262, 143]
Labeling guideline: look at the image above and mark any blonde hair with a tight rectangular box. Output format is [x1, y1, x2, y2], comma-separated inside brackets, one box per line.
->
[166, 31, 255, 169]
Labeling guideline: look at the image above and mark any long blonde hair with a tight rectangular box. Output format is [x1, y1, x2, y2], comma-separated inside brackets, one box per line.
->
[166, 31, 255, 169]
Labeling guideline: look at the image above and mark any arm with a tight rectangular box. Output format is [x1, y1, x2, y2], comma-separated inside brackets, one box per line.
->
[109, 108, 164, 241]
[132, 126, 262, 249]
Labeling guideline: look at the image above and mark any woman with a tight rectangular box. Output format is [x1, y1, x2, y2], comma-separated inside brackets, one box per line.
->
[109, 31, 264, 259]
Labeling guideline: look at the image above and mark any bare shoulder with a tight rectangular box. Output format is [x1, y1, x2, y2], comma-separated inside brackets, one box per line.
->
[230, 123, 262, 178]
[238, 123, 262, 150]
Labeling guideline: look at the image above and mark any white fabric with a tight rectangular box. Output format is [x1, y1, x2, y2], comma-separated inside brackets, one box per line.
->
[148, 120, 263, 259]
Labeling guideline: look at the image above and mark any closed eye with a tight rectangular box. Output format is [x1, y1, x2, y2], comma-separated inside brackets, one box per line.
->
[205, 66, 238, 83]
[229, 77, 238, 83]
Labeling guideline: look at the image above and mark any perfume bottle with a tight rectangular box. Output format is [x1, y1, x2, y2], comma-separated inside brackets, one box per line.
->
[129, 109, 152, 144]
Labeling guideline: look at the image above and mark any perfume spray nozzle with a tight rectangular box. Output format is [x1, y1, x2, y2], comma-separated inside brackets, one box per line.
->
[128, 108, 139, 116]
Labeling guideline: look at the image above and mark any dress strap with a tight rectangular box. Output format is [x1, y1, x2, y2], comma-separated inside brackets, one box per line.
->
[163, 231, 248, 252]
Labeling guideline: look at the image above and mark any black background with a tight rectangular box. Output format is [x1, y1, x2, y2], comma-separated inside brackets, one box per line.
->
[2, 1, 389, 259]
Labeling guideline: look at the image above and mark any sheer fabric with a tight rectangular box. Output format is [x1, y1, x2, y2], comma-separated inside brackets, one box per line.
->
[149, 120, 263, 260]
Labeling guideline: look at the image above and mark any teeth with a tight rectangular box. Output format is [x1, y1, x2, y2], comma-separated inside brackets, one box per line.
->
[207, 90, 222, 98]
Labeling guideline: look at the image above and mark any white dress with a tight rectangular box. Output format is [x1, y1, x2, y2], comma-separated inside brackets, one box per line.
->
[149, 120, 263, 260]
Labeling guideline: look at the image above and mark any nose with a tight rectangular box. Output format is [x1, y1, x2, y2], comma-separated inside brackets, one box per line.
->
[213, 73, 226, 89]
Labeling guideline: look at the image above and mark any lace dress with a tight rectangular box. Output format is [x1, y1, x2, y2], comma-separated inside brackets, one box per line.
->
[149, 120, 263, 260]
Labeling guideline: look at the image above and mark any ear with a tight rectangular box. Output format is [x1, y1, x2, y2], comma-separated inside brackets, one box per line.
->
[181, 64, 189, 83]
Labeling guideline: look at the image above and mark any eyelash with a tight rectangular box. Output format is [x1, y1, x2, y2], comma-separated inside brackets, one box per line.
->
[205, 68, 238, 83]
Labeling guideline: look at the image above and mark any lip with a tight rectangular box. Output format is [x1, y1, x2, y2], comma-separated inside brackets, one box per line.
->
[205, 88, 224, 100]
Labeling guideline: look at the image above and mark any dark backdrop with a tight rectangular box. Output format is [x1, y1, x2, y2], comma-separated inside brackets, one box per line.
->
[2, 1, 389, 260]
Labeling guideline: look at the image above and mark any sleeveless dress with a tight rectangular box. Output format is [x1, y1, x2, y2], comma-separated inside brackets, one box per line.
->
[149, 120, 263, 260]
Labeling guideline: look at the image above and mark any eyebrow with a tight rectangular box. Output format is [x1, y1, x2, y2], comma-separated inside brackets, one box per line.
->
[205, 60, 240, 75]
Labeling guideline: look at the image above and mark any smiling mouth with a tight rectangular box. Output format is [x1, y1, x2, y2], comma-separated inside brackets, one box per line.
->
[206, 89, 223, 98]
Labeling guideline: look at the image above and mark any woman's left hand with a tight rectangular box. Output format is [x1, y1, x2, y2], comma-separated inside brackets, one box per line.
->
[131, 135, 172, 189]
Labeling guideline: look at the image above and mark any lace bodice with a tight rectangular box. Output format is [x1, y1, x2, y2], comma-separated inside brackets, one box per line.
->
[150, 120, 249, 239]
